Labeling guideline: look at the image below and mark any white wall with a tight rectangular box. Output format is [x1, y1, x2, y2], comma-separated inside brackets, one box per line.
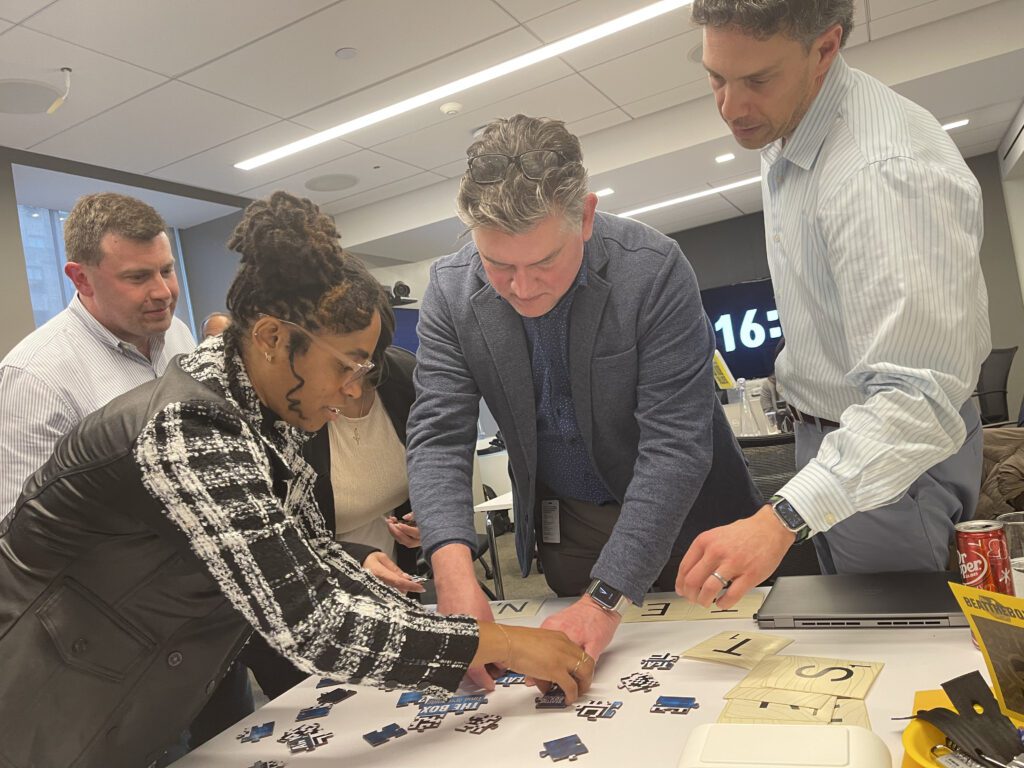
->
[368, 257, 439, 309]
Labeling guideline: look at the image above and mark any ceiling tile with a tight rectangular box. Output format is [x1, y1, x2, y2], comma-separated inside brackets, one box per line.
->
[22, 0, 337, 77]
[240, 148, 424, 205]
[0, 19, 11, 32]
[619, 78, 710, 118]
[150, 120, 361, 195]
[569, 107, 631, 137]
[581, 28, 704, 107]
[960, 139, 1002, 158]
[621, 195, 740, 237]
[0, 25, 165, 148]
[868, 0, 930, 17]
[719, 185, 764, 215]
[869, 0, 1003, 40]
[182, 0, 518, 119]
[0, 0, 51, 23]
[527, 0, 693, 71]
[323, 171, 446, 216]
[31, 80, 276, 174]
[431, 158, 470, 179]
[295, 28, 573, 148]
[372, 74, 616, 170]
[950, 120, 1015, 150]
[492, 0, 573, 22]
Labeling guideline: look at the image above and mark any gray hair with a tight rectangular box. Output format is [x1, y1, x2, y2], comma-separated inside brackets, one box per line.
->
[456, 114, 589, 235]
[691, 0, 854, 49]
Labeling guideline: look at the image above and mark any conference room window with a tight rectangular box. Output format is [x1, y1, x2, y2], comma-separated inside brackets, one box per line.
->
[17, 205, 74, 328]
[16, 204, 196, 336]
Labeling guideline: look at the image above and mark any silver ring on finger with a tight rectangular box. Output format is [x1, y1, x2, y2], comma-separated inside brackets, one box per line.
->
[711, 570, 733, 589]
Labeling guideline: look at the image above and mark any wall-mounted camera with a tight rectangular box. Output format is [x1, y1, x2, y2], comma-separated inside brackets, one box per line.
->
[385, 280, 417, 307]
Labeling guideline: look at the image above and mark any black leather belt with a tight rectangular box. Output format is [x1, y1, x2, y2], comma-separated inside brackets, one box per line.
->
[786, 405, 840, 430]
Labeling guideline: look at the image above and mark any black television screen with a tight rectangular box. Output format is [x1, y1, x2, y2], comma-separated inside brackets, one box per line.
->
[699, 277, 782, 380]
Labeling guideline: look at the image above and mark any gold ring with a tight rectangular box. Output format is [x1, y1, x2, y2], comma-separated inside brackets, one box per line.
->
[711, 571, 733, 589]
[571, 649, 589, 677]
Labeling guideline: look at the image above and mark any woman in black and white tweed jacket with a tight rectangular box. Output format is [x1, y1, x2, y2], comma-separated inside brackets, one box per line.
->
[0, 192, 591, 768]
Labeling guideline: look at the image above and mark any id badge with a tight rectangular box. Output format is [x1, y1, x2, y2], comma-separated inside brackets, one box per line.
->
[541, 499, 561, 544]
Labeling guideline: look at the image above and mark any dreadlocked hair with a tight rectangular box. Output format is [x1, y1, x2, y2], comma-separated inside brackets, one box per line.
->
[224, 191, 385, 356]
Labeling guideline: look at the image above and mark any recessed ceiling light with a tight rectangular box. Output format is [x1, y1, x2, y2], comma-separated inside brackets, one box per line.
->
[715, 152, 735, 163]
[942, 118, 969, 131]
[440, 101, 463, 116]
[334, 47, 358, 60]
[620, 175, 762, 218]
[0, 79, 62, 114]
[236, 0, 693, 170]
[305, 173, 359, 192]
[594, 188, 615, 197]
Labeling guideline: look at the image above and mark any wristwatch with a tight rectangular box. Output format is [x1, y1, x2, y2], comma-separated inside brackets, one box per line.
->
[770, 495, 811, 544]
[585, 579, 629, 615]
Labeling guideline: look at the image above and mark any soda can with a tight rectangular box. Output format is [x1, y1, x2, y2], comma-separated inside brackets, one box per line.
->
[956, 520, 1015, 595]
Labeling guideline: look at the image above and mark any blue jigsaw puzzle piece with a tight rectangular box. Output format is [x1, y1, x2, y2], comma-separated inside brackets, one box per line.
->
[296, 705, 332, 721]
[535, 685, 568, 709]
[575, 700, 621, 721]
[363, 722, 408, 747]
[540, 734, 589, 762]
[495, 671, 527, 687]
[236, 721, 275, 743]
[397, 691, 425, 707]
[650, 695, 700, 714]
[316, 678, 343, 688]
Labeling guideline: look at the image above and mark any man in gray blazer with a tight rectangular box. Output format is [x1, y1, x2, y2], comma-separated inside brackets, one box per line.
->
[407, 115, 760, 687]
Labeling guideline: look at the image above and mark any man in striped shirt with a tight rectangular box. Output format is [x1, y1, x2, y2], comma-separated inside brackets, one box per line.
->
[0, 192, 195, 522]
[677, 0, 990, 607]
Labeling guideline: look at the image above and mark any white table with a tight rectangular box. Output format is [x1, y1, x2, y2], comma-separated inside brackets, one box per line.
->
[474, 490, 514, 599]
[176, 593, 983, 767]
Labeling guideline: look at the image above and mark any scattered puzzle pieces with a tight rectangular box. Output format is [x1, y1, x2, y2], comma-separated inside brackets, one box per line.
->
[650, 696, 700, 715]
[455, 713, 502, 734]
[315, 678, 342, 688]
[363, 723, 408, 747]
[640, 653, 680, 671]
[618, 672, 660, 693]
[540, 734, 589, 762]
[236, 722, 275, 744]
[418, 694, 488, 716]
[575, 700, 622, 721]
[277, 723, 334, 753]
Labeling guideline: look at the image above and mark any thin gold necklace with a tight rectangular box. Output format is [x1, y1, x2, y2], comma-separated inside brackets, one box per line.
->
[344, 391, 372, 445]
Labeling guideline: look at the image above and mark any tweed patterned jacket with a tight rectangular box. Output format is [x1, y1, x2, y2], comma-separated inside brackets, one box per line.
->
[135, 336, 478, 695]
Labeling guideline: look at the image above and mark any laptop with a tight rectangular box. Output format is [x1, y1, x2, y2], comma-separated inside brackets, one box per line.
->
[755, 571, 968, 629]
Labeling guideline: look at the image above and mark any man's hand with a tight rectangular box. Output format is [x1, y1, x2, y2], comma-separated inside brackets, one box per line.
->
[432, 543, 498, 691]
[675, 503, 794, 609]
[539, 595, 622, 661]
[361, 552, 426, 594]
[386, 512, 421, 548]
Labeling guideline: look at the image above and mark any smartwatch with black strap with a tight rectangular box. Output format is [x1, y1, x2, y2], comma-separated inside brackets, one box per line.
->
[770, 495, 811, 544]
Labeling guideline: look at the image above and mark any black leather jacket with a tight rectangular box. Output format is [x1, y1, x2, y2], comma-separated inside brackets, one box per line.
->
[0, 361, 252, 768]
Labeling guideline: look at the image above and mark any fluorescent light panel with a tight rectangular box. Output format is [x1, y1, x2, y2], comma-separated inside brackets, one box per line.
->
[594, 187, 615, 197]
[235, 0, 692, 170]
[942, 118, 969, 131]
[715, 152, 735, 163]
[619, 175, 762, 218]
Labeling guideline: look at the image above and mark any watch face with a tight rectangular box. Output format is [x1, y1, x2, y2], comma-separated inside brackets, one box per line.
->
[592, 582, 622, 606]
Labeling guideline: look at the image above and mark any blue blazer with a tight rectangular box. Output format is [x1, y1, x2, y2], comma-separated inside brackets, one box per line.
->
[407, 212, 760, 603]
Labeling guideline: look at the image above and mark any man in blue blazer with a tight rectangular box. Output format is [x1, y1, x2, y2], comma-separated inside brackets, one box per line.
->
[407, 115, 760, 688]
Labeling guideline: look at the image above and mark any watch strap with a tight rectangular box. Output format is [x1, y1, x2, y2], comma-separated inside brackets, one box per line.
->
[770, 495, 811, 544]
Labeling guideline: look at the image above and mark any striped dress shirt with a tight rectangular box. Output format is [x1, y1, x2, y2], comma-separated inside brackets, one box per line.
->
[763, 55, 991, 535]
[0, 296, 195, 519]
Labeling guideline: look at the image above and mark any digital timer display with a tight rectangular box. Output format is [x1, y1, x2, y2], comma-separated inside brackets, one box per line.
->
[700, 278, 782, 380]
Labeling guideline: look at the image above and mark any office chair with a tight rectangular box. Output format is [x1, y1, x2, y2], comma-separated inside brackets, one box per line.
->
[736, 432, 821, 583]
[976, 346, 1018, 425]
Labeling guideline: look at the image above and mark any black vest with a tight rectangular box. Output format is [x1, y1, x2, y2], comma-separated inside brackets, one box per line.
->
[0, 361, 254, 768]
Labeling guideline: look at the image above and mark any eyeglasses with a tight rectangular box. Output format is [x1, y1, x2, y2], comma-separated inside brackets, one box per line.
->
[259, 314, 375, 385]
[467, 149, 565, 184]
